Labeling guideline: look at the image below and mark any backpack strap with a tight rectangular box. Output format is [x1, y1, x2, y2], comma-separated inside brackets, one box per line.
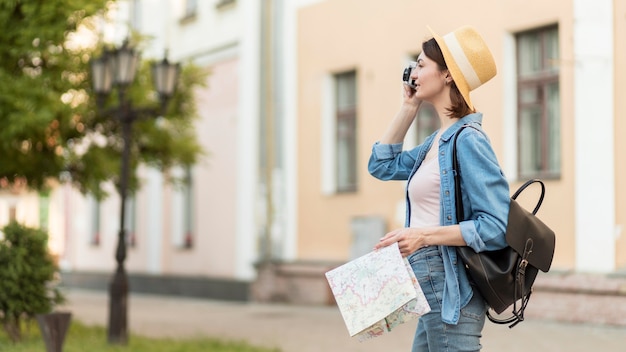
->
[452, 125, 535, 328]
[451, 125, 478, 223]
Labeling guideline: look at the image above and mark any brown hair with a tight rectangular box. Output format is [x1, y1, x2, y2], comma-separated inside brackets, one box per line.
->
[422, 38, 475, 119]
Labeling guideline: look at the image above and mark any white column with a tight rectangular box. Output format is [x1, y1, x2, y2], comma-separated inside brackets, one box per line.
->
[502, 33, 518, 181]
[236, 0, 262, 279]
[281, 0, 301, 261]
[573, 0, 615, 272]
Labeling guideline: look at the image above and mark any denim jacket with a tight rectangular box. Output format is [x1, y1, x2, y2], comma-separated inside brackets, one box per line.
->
[368, 113, 509, 325]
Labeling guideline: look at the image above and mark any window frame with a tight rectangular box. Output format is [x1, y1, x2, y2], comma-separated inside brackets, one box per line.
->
[334, 71, 358, 193]
[216, 0, 236, 9]
[90, 197, 101, 246]
[125, 196, 137, 248]
[170, 166, 195, 249]
[515, 25, 561, 180]
[180, 0, 198, 23]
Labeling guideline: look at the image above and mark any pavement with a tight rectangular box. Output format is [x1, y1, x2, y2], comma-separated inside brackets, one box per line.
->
[58, 287, 626, 352]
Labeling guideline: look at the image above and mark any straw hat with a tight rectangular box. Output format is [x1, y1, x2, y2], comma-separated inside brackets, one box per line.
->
[427, 25, 496, 110]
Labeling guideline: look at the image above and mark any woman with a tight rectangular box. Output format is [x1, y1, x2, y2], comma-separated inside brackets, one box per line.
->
[368, 26, 510, 351]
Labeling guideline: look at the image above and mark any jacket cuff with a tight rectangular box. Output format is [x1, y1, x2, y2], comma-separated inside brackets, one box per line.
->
[459, 220, 486, 252]
[372, 141, 403, 159]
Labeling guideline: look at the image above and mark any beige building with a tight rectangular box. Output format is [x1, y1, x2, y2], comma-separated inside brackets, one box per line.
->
[295, 0, 626, 276]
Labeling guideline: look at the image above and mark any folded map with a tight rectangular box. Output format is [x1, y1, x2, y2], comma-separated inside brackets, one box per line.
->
[325, 242, 431, 341]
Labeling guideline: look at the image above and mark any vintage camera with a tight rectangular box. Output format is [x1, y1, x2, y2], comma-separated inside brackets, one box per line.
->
[402, 61, 417, 89]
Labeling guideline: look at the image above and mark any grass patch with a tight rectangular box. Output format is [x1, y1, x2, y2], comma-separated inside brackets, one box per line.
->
[0, 320, 281, 352]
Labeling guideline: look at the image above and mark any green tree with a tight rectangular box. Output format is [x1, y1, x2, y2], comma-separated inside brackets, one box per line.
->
[0, 0, 205, 197]
[0, 222, 64, 342]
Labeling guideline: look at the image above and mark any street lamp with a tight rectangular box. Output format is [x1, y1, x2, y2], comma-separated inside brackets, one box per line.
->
[90, 41, 180, 344]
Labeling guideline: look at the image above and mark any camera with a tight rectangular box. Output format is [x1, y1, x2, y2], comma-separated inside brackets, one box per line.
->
[402, 61, 417, 89]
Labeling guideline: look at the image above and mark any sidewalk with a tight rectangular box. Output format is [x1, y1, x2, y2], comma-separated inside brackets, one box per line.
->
[59, 288, 626, 352]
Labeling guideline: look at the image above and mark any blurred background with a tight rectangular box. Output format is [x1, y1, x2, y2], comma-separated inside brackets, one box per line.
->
[1, 0, 625, 318]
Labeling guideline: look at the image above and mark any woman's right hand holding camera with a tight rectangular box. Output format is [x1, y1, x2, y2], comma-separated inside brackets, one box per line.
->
[402, 83, 422, 108]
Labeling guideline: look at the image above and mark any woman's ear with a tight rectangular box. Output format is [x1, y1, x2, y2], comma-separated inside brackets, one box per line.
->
[444, 71, 453, 84]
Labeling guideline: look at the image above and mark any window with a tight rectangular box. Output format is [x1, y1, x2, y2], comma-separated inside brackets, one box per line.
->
[183, 0, 198, 18]
[335, 71, 358, 192]
[216, 0, 235, 8]
[8, 206, 16, 222]
[182, 168, 194, 248]
[125, 196, 137, 248]
[38, 191, 49, 231]
[516, 26, 560, 179]
[90, 197, 101, 246]
[171, 167, 194, 248]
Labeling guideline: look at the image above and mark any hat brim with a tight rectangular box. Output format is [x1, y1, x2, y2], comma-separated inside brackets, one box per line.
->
[427, 26, 473, 110]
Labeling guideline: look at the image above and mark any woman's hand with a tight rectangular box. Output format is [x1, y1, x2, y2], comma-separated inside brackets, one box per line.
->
[402, 83, 422, 109]
[374, 225, 466, 257]
[374, 227, 428, 257]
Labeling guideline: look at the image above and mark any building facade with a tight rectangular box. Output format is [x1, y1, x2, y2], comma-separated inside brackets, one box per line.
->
[0, 0, 303, 299]
[2, 0, 626, 303]
[296, 0, 626, 277]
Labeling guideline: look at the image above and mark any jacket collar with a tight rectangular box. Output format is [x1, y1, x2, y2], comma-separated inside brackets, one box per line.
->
[440, 113, 483, 142]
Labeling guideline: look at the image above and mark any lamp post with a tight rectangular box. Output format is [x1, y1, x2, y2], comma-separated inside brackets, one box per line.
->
[90, 41, 180, 344]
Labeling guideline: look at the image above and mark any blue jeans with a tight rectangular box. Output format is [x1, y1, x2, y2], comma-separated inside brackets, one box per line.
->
[408, 246, 486, 352]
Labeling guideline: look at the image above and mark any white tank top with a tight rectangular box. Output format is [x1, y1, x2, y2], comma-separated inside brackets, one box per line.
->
[408, 143, 441, 228]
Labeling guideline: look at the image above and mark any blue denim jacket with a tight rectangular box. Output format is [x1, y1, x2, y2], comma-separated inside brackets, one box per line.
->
[368, 113, 509, 325]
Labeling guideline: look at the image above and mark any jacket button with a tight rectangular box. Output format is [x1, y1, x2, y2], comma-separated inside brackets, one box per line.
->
[447, 215, 452, 220]
[445, 191, 450, 196]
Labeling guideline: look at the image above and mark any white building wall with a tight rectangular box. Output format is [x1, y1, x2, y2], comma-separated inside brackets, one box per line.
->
[133, 0, 255, 278]
[108, 0, 270, 280]
[42, 0, 309, 281]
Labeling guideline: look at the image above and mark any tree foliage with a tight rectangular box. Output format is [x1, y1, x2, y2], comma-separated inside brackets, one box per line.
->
[0, 0, 206, 198]
[0, 222, 64, 342]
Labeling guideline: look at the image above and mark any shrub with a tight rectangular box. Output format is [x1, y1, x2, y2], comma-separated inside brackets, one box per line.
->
[0, 221, 64, 342]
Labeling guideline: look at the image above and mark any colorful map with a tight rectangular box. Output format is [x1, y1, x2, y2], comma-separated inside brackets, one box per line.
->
[325, 242, 430, 341]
